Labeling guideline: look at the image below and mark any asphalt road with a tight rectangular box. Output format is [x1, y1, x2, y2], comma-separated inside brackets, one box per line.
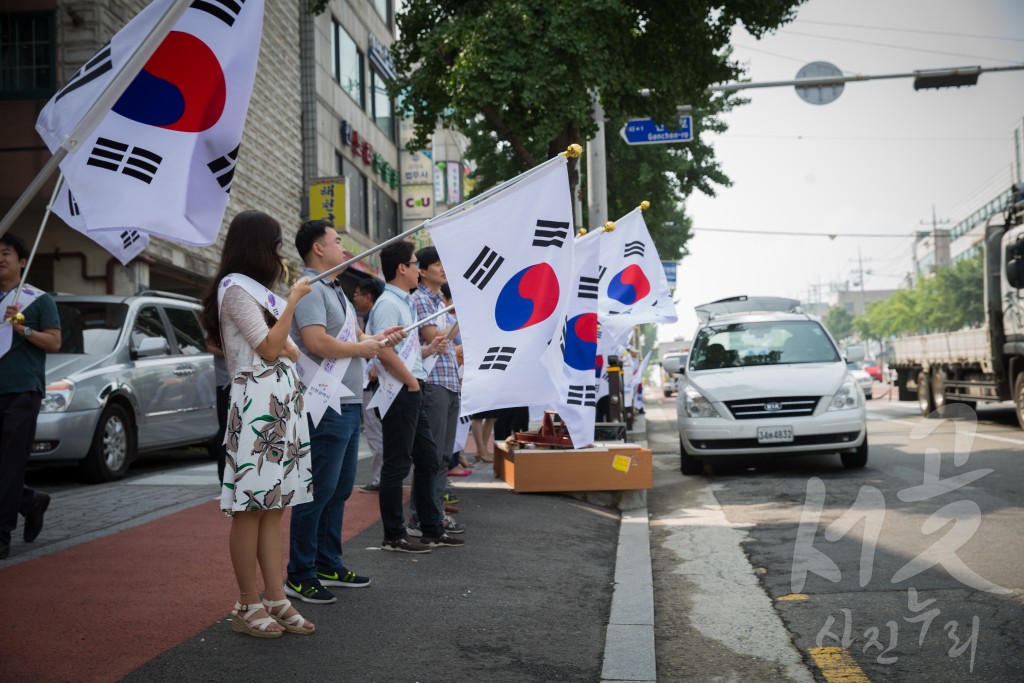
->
[646, 391, 1024, 683]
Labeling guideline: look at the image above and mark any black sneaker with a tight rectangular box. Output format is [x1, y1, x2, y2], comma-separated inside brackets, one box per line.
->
[317, 568, 371, 588]
[23, 491, 50, 543]
[421, 533, 465, 548]
[284, 577, 337, 604]
[358, 483, 380, 493]
[381, 537, 432, 553]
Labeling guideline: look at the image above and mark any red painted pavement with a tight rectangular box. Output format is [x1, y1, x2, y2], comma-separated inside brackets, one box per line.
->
[0, 488, 402, 683]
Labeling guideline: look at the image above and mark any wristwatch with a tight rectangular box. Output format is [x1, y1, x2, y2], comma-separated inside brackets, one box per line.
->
[22, 326, 33, 337]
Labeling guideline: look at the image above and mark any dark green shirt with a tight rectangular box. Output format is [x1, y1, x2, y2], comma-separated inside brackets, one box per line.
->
[0, 291, 60, 395]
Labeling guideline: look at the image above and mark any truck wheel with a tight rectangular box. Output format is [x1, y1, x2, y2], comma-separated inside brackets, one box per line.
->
[679, 438, 703, 476]
[931, 370, 947, 413]
[841, 436, 868, 468]
[1015, 372, 1024, 430]
[79, 404, 134, 483]
[917, 371, 936, 417]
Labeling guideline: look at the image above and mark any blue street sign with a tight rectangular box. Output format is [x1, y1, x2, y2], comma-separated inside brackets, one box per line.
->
[620, 116, 693, 145]
[662, 260, 677, 287]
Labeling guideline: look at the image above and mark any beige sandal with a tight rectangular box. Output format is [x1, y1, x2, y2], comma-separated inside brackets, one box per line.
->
[263, 597, 315, 635]
[230, 602, 283, 638]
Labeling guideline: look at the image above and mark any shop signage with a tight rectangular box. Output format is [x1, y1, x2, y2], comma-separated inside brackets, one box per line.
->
[368, 34, 397, 81]
[403, 184, 434, 220]
[308, 177, 346, 227]
[446, 160, 461, 205]
[402, 149, 433, 185]
[339, 118, 399, 190]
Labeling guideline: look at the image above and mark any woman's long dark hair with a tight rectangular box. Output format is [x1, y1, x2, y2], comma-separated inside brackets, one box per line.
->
[200, 210, 285, 348]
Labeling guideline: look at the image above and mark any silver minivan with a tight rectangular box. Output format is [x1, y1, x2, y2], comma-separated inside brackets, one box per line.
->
[33, 291, 219, 481]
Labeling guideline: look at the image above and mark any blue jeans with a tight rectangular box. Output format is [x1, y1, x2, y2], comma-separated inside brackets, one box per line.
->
[287, 404, 361, 581]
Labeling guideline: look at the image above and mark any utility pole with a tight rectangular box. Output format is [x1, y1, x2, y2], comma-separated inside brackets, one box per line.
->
[586, 92, 609, 231]
[919, 206, 951, 273]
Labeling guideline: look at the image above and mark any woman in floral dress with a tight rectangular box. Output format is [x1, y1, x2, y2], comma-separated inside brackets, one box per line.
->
[200, 210, 315, 638]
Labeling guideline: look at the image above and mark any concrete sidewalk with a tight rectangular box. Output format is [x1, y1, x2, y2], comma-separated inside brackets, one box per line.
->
[0, 426, 656, 682]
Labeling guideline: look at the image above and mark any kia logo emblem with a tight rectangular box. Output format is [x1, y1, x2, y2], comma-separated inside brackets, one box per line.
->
[765, 402, 782, 412]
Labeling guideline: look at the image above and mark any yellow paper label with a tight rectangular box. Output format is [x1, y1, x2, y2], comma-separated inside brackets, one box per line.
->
[612, 454, 632, 473]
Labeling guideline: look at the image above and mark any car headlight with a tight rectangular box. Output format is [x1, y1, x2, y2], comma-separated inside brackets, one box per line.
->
[828, 379, 862, 411]
[40, 379, 75, 413]
[682, 384, 722, 418]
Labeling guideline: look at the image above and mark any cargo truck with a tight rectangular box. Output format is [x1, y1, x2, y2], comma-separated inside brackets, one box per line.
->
[888, 185, 1024, 427]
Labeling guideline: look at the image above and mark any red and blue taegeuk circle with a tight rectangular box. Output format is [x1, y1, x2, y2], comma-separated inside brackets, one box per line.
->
[564, 313, 598, 371]
[112, 32, 226, 132]
[494, 263, 560, 331]
[594, 353, 605, 378]
[607, 264, 651, 305]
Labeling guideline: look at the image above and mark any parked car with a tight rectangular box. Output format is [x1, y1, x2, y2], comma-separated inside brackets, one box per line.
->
[666, 296, 868, 475]
[660, 352, 688, 397]
[860, 361, 884, 383]
[33, 291, 219, 482]
[847, 361, 874, 400]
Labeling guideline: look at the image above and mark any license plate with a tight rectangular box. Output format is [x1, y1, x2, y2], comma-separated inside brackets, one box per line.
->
[757, 425, 794, 443]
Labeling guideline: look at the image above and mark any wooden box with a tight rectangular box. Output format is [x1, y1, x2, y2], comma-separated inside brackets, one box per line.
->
[493, 442, 652, 493]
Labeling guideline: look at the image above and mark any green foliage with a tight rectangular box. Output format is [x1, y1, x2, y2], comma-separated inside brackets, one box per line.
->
[852, 253, 985, 339]
[824, 305, 854, 342]
[388, 0, 806, 258]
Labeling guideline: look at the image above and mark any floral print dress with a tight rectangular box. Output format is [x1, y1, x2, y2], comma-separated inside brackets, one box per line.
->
[219, 285, 313, 515]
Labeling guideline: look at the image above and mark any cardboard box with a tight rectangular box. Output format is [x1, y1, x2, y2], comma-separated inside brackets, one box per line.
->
[493, 442, 652, 493]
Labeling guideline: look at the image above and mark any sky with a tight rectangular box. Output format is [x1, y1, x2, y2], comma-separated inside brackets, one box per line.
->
[656, 0, 1024, 343]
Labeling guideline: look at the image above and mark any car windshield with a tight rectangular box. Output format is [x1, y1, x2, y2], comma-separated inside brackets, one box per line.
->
[689, 320, 840, 370]
[56, 302, 128, 355]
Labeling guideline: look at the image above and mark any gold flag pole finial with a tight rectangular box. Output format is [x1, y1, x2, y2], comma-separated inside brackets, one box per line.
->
[564, 144, 583, 158]
[10, 312, 25, 324]
[639, 200, 650, 211]
[576, 228, 588, 237]
[604, 221, 616, 232]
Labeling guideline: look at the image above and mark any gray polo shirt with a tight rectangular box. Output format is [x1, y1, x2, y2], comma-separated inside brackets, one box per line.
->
[367, 283, 426, 381]
[290, 267, 362, 405]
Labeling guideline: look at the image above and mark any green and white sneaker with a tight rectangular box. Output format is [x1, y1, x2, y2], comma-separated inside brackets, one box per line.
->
[316, 568, 371, 588]
[284, 577, 337, 604]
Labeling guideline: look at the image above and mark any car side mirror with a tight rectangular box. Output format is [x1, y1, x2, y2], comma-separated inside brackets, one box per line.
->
[662, 357, 682, 374]
[1007, 258, 1024, 290]
[134, 336, 169, 359]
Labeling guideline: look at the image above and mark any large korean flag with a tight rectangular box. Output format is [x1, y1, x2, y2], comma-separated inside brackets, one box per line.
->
[598, 207, 678, 327]
[36, 0, 263, 246]
[428, 157, 574, 416]
[54, 182, 149, 265]
[553, 231, 600, 448]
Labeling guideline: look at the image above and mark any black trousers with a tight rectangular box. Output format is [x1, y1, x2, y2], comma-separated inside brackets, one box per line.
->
[0, 392, 43, 545]
[378, 384, 443, 540]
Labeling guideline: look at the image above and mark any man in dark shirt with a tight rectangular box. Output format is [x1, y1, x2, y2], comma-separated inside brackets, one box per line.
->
[0, 234, 61, 560]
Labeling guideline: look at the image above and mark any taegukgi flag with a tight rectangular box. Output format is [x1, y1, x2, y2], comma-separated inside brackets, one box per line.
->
[552, 229, 601, 448]
[428, 156, 574, 416]
[36, 0, 263, 246]
[52, 182, 149, 265]
[598, 207, 678, 327]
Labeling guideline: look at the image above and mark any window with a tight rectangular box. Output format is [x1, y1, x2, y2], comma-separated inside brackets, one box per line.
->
[56, 302, 128, 355]
[373, 0, 391, 26]
[0, 13, 55, 99]
[370, 69, 394, 140]
[339, 156, 368, 234]
[332, 21, 363, 108]
[374, 186, 398, 242]
[131, 306, 170, 356]
[164, 307, 206, 355]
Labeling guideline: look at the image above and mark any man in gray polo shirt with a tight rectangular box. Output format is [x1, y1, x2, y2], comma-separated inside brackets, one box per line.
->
[285, 220, 400, 604]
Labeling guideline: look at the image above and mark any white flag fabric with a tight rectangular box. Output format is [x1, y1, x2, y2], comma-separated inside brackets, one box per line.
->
[428, 157, 574, 416]
[598, 208, 678, 326]
[36, 0, 263, 246]
[53, 184, 149, 265]
[553, 231, 600, 448]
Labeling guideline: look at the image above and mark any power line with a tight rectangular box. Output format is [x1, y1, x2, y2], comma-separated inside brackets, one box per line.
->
[798, 20, 1024, 43]
[779, 29, 1020, 65]
[691, 226, 912, 239]
[723, 133, 1006, 142]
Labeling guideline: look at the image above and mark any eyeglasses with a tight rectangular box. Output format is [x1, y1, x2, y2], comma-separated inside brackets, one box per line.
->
[405, 260, 419, 267]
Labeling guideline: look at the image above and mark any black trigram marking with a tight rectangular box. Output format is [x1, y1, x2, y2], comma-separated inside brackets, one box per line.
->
[577, 274, 599, 299]
[86, 138, 163, 184]
[624, 240, 645, 258]
[464, 246, 504, 290]
[120, 230, 142, 249]
[55, 43, 112, 102]
[567, 384, 597, 407]
[67, 190, 80, 217]
[597, 265, 607, 281]
[607, 308, 632, 317]
[458, 415, 471, 425]
[190, 0, 245, 26]
[532, 219, 570, 248]
[479, 346, 515, 371]
[208, 145, 239, 192]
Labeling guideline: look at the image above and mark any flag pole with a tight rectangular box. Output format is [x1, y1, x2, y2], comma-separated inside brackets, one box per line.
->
[0, 0, 191, 239]
[575, 199, 649, 241]
[401, 304, 455, 334]
[309, 144, 584, 285]
[6, 175, 64, 325]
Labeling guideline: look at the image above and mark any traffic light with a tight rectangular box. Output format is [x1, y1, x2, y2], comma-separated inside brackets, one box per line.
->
[913, 67, 981, 90]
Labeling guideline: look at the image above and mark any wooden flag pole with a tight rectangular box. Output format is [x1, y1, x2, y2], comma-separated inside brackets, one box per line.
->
[0, 0, 190, 239]
[308, 144, 584, 285]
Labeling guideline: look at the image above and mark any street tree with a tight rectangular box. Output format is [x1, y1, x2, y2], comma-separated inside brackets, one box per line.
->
[338, 0, 806, 259]
[824, 305, 854, 342]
